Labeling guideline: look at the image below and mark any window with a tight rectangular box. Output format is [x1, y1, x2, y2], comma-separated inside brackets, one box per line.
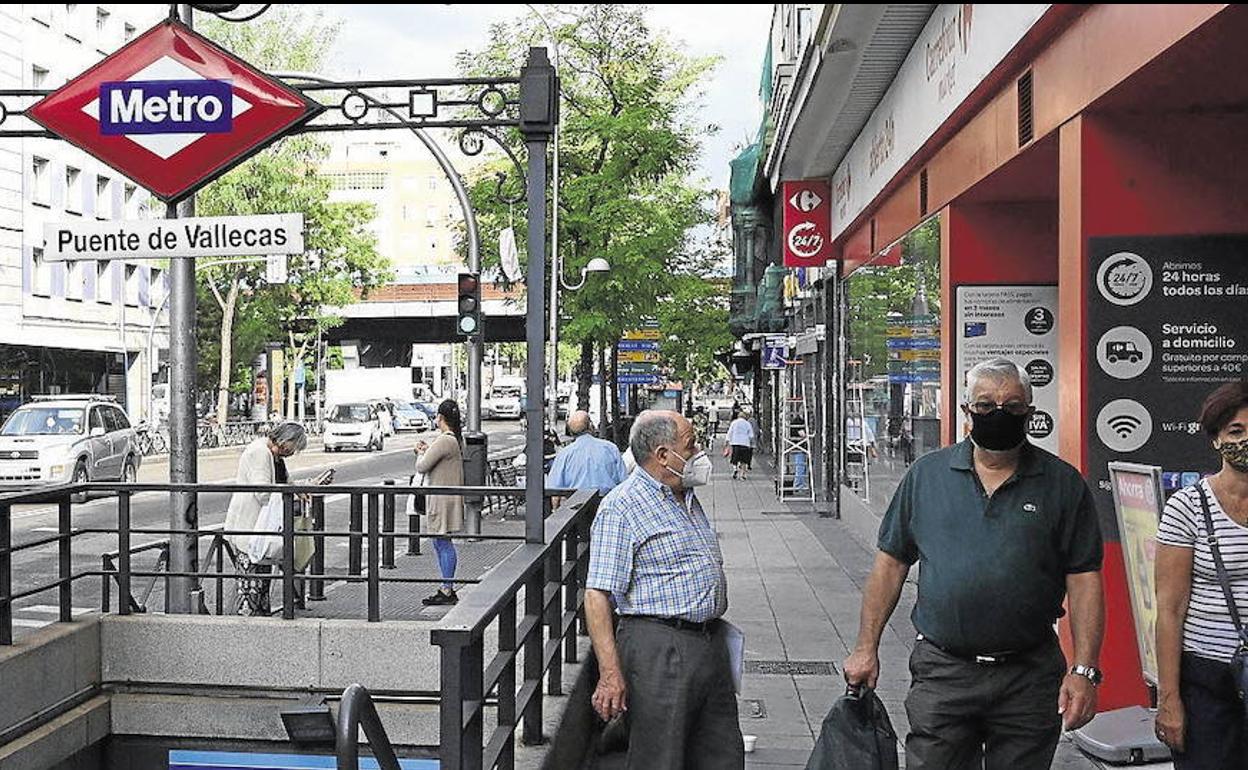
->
[89, 408, 105, 433]
[124, 264, 139, 306]
[64, 4, 81, 42]
[123, 22, 135, 42]
[402, 204, 416, 221]
[95, 7, 109, 33]
[123, 183, 138, 218]
[66, 261, 84, 301]
[96, 176, 112, 218]
[65, 166, 82, 212]
[31, 157, 51, 206]
[150, 267, 164, 309]
[31, 65, 49, 89]
[427, 176, 438, 191]
[106, 407, 128, 432]
[31, 248, 50, 296]
[425, 206, 438, 227]
[325, 171, 387, 191]
[97, 262, 113, 304]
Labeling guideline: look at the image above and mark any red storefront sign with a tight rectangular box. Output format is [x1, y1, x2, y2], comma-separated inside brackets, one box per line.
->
[28, 20, 322, 202]
[781, 180, 832, 267]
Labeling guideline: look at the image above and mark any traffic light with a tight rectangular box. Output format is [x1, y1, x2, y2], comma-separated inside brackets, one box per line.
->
[457, 272, 481, 337]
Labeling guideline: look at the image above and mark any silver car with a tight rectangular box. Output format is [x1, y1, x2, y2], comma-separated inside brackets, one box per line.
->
[0, 395, 141, 492]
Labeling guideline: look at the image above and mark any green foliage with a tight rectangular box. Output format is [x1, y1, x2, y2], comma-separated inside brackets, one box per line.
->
[459, 4, 719, 346]
[658, 276, 732, 384]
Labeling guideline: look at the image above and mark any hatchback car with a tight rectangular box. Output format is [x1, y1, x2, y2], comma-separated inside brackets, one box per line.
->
[0, 395, 141, 492]
[323, 403, 385, 452]
[393, 402, 432, 432]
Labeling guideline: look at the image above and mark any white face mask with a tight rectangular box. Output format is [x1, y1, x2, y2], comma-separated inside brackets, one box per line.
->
[668, 449, 713, 488]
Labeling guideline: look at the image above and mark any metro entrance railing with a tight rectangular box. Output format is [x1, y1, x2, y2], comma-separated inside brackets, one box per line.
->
[0, 481, 598, 770]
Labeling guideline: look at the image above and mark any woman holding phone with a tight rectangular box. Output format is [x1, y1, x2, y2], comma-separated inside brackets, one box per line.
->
[415, 400, 465, 605]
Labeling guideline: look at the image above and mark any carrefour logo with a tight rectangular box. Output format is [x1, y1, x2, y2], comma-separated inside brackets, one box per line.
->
[100, 79, 232, 135]
[82, 56, 251, 159]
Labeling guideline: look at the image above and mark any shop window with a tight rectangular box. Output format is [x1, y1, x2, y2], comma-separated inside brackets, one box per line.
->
[844, 215, 943, 507]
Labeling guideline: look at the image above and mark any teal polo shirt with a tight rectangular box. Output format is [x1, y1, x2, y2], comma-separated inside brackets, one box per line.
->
[878, 439, 1103, 655]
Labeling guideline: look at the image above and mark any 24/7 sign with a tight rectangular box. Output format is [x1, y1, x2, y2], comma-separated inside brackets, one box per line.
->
[28, 20, 322, 202]
[781, 180, 832, 268]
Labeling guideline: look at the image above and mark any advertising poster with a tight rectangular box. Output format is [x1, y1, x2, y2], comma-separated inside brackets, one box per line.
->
[955, 285, 1059, 454]
[1108, 462, 1164, 686]
[1087, 236, 1248, 533]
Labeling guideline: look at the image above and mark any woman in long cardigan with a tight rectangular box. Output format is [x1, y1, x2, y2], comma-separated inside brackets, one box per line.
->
[415, 399, 465, 605]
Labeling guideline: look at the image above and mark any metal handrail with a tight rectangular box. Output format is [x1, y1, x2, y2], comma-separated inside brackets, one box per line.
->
[336, 683, 401, 770]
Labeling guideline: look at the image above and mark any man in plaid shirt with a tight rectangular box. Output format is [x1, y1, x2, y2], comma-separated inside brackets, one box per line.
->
[585, 410, 743, 769]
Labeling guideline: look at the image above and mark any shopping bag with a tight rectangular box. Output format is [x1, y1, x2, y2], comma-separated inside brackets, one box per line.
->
[293, 511, 315, 572]
[804, 687, 898, 770]
[248, 494, 285, 564]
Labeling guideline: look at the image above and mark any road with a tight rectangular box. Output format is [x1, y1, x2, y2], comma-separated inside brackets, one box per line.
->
[4, 421, 527, 637]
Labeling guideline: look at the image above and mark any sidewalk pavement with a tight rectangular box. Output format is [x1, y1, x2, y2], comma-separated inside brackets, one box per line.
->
[705, 450, 1163, 770]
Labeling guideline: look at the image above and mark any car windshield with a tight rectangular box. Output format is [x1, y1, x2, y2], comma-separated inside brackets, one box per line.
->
[395, 404, 418, 416]
[329, 405, 372, 423]
[492, 387, 521, 399]
[1, 407, 85, 436]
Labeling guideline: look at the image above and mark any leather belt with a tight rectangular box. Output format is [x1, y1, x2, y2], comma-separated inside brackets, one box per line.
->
[916, 633, 1029, 665]
[628, 615, 719, 634]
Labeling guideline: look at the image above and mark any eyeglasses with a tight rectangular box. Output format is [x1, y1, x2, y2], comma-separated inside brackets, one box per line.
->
[967, 401, 1031, 417]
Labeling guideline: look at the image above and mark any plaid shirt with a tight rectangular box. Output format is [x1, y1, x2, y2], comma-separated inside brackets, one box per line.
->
[586, 466, 727, 622]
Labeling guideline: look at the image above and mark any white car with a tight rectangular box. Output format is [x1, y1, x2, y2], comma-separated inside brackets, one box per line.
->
[0, 395, 141, 493]
[323, 403, 385, 452]
[392, 402, 432, 432]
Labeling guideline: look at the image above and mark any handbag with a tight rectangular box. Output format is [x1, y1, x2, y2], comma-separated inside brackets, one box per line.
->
[1195, 482, 1248, 701]
[405, 472, 429, 533]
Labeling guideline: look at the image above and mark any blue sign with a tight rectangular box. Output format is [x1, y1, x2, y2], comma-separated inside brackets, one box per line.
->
[100, 79, 233, 135]
[885, 337, 940, 350]
[761, 338, 787, 370]
[169, 750, 435, 769]
[617, 340, 659, 352]
[618, 374, 661, 385]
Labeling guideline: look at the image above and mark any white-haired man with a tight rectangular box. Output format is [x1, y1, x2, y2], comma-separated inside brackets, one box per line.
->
[843, 358, 1105, 770]
[584, 410, 742, 769]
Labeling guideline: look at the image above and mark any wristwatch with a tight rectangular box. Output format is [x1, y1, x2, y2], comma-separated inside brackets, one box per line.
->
[1070, 664, 1103, 686]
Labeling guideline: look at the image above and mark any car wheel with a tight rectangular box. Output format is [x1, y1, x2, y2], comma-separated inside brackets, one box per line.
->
[121, 457, 138, 484]
[71, 461, 90, 504]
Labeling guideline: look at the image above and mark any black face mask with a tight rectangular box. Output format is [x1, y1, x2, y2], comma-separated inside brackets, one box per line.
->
[969, 408, 1029, 451]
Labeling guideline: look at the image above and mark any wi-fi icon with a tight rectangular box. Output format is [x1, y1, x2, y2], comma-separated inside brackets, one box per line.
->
[1107, 414, 1142, 438]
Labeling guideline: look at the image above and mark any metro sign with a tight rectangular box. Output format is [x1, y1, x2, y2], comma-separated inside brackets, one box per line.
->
[28, 20, 322, 202]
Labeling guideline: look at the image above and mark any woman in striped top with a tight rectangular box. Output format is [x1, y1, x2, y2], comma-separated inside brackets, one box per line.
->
[1155, 381, 1248, 769]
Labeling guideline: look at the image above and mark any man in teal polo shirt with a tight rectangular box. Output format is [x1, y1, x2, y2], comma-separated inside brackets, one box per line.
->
[843, 358, 1105, 770]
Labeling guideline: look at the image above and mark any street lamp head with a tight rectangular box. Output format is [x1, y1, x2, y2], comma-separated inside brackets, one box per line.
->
[585, 257, 611, 274]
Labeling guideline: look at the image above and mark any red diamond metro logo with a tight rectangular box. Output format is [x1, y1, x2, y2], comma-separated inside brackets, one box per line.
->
[28, 20, 323, 202]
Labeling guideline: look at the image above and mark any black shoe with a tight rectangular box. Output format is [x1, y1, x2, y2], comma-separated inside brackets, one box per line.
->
[422, 590, 458, 606]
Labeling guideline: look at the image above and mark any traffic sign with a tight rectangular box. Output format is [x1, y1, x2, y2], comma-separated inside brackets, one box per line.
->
[27, 20, 322, 202]
[43, 213, 304, 261]
[761, 337, 788, 370]
[616, 351, 660, 363]
[618, 374, 661, 385]
[616, 340, 659, 352]
[622, 329, 661, 341]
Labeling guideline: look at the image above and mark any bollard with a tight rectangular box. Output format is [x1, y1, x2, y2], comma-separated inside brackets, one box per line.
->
[309, 497, 326, 601]
[463, 431, 488, 535]
[382, 480, 396, 569]
[349, 494, 363, 576]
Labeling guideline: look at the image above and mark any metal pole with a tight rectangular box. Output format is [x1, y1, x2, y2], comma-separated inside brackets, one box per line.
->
[166, 172, 199, 616]
[520, 47, 555, 545]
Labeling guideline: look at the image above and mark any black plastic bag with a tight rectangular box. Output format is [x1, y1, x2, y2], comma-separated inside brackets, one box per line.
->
[805, 686, 899, 770]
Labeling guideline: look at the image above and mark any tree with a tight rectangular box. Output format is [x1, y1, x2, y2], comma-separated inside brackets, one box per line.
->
[459, 5, 719, 436]
[195, 9, 389, 423]
[658, 275, 732, 385]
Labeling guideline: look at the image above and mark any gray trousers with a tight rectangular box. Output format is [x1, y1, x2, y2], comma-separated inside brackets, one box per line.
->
[617, 616, 744, 770]
[905, 637, 1066, 770]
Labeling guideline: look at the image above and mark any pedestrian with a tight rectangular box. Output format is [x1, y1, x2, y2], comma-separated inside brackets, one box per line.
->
[546, 410, 628, 506]
[789, 411, 809, 492]
[1154, 380, 1248, 768]
[225, 421, 309, 616]
[842, 358, 1105, 770]
[415, 399, 465, 606]
[727, 408, 754, 480]
[585, 410, 742, 769]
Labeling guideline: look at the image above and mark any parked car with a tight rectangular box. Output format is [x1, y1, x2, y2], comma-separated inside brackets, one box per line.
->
[0, 395, 141, 496]
[323, 402, 385, 452]
[393, 402, 432, 432]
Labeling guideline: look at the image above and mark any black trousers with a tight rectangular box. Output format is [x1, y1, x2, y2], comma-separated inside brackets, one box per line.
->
[1173, 652, 1248, 770]
[904, 637, 1065, 770]
[616, 617, 744, 770]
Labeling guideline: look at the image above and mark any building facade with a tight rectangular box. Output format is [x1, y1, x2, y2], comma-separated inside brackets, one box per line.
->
[0, 4, 170, 421]
[733, 3, 1248, 711]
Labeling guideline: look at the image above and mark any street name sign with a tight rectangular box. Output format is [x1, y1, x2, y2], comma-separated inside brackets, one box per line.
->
[43, 214, 305, 261]
[27, 20, 322, 202]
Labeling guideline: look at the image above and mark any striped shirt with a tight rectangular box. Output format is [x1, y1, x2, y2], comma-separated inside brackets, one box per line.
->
[586, 466, 727, 622]
[1156, 479, 1248, 663]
